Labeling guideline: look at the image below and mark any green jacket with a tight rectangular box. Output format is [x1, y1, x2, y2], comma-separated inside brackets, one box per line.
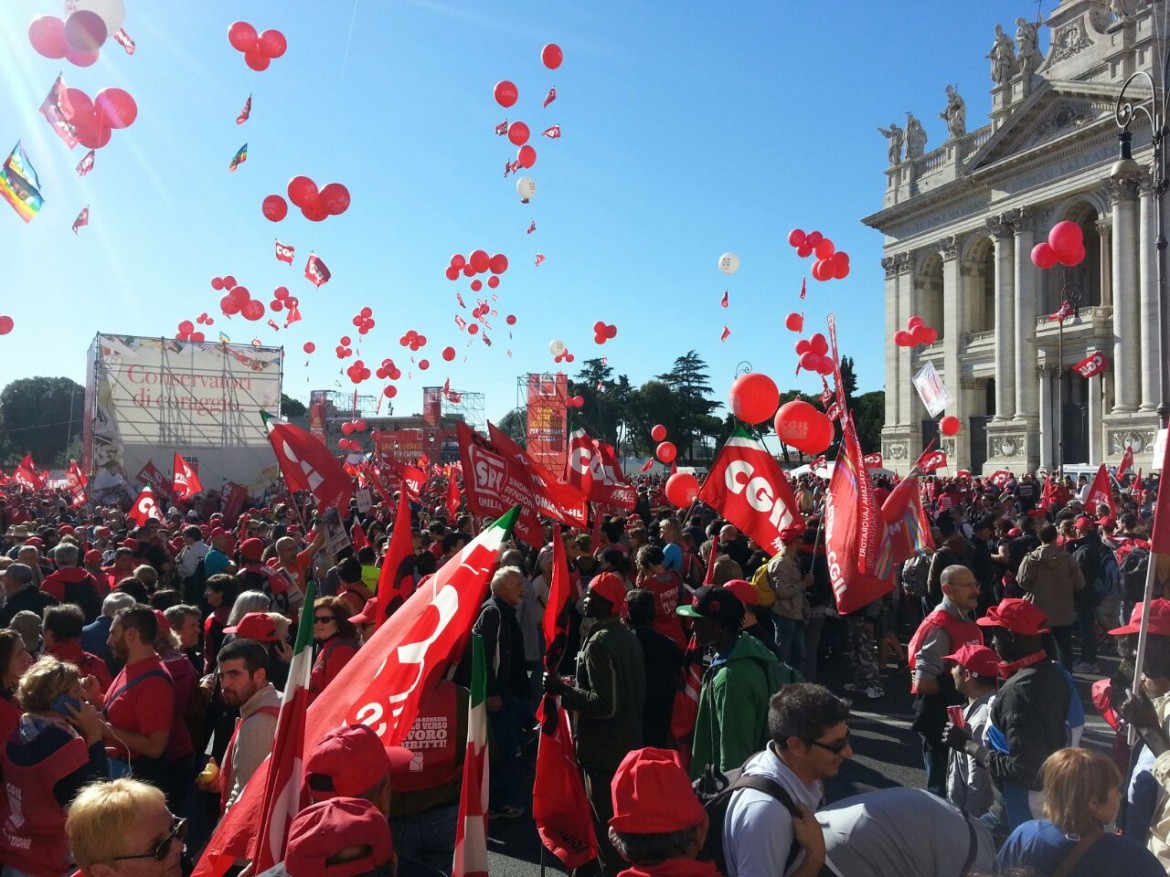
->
[690, 632, 799, 780]
[560, 617, 646, 774]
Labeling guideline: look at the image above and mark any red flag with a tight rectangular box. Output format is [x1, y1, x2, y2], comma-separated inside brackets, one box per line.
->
[698, 428, 800, 556]
[1072, 351, 1109, 378]
[799, 276, 807, 300]
[71, 206, 89, 234]
[112, 28, 135, 53]
[305, 253, 331, 287]
[195, 510, 518, 877]
[237, 94, 252, 125]
[172, 453, 203, 500]
[534, 253, 545, 267]
[1085, 463, 1115, 516]
[880, 476, 934, 568]
[40, 75, 78, 149]
[446, 472, 461, 520]
[386, 459, 425, 500]
[533, 696, 599, 870]
[720, 325, 731, 342]
[75, 149, 94, 176]
[824, 414, 894, 614]
[486, 423, 587, 525]
[863, 452, 884, 469]
[543, 526, 573, 668]
[275, 240, 295, 264]
[543, 87, 557, 108]
[374, 488, 415, 626]
[703, 539, 718, 585]
[542, 125, 561, 139]
[915, 448, 949, 475]
[128, 485, 162, 526]
[266, 419, 353, 511]
[1049, 300, 1075, 323]
[14, 454, 44, 491]
[66, 460, 87, 507]
[284, 306, 302, 328]
[720, 290, 729, 308]
[527, 220, 536, 234]
[639, 458, 655, 473]
[669, 634, 705, 772]
[1119, 443, 1135, 477]
[351, 521, 370, 552]
[988, 469, 1013, 488]
[495, 120, 509, 136]
[564, 429, 636, 510]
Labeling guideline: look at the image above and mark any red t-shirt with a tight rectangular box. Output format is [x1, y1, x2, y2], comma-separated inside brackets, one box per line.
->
[637, 570, 687, 650]
[103, 655, 174, 760]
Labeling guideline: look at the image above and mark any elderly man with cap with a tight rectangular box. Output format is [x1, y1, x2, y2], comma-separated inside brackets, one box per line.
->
[907, 564, 983, 798]
[545, 570, 646, 876]
[679, 585, 797, 782]
[945, 598, 1070, 834]
[607, 747, 715, 877]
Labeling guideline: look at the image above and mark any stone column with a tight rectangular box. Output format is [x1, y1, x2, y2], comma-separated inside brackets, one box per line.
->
[896, 254, 915, 427]
[1110, 178, 1140, 412]
[988, 213, 1016, 420]
[941, 236, 965, 468]
[882, 256, 900, 429]
[1038, 366, 1053, 469]
[1013, 212, 1038, 423]
[1139, 177, 1161, 412]
[1095, 217, 1112, 308]
[1087, 346, 1103, 464]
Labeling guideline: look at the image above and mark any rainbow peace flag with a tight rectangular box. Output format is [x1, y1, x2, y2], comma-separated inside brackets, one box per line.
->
[228, 143, 248, 172]
[0, 142, 44, 223]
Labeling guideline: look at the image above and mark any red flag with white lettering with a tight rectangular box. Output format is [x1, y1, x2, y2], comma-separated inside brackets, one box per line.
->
[446, 471, 461, 520]
[266, 419, 353, 511]
[486, 422, 588, 526]
[171, 453, 203, 500]
[863, 452, 884, 469]
[1085, 462, 1115, 516]
[697, 427, 799, 556]
[1072, 351, 1109, 378]
[880, 476, 934, 567]
[916, 449, 949, 475]
[564, 429, 636, 510]
[128, 485, 162, 526]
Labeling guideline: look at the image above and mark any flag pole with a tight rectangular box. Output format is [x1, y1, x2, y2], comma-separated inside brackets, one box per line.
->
[1131, 432, 1170, 734]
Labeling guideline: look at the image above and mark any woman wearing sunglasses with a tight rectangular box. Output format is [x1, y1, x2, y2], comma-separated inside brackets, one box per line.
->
[66, 778, 184, 877]
[309, 596, 360, 701]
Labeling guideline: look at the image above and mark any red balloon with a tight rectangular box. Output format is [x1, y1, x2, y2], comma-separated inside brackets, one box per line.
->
[470, 279, 483, 292]
[940, 415, 961, 436]
[784, 313, 803, 332]
[507, 122, 530, 146]
[262, 195, 288, 222]
[223, 275, 238, 289]
[451, 254, 467, 270]
[1058, 243, 1086, 267]
[541, 43, 563, 70]
[191, 332, 205, 343]
[656, 441, 677, 464]
[506, 314, 517, 326]
[228, 21, 258, 52]
[241, 299, 265, 321]
[0, 315, 14, 336]
[64, 10, 107, 52]
[487, 276, 500, 289]
[729, 372, 780, 425]
[1048, 220, 1084, 259]
[665, 472, 699, 508]
[468, 324, 479, 335]
[288, 176, 318, 208]
[95, 88, 137, 129]
[356, 419, 367, 432]
[1031, 242, 1057, 270]
[489, 253, 509, 274]
[517, 145, 537, 168]
[494, 80, 518, 108]
[606, 324, 618, 339]
[445, 266, 460, 281]
[341, 336, 352, 345]
[220, 295, 240, 316]
[303, 342, 316, 354]
[774, 400, 834, 455]
[810, 333, 828, 356]
[275, 287, 290, 300]
[419, 359, 430, 370]
[462, 264, 476, 277]
[814, 239, 835, 260]
[244, 48, 270, 71]
[28, 16, 68, 59]
[319, 183, 351, 215]
[894, 330, 912, 347]
[383, 385, 397, 399]
[796, 243, 813, 259]
[799, 351, 821, 372]
[787, 228, 806, 248]
[830, 251, 850, 279]
[301, 200, 329, 222]
[920, 327, 939, 345]
[72, 112, 110, 149]
[469, 250, 490, 273]
[258, 29, 287, 58]
[228, 287, 250, 307]
[573, 395, 585, 407]
[64, 44, 98, 67]
[442, 346, 456, 361]
[341, 421, 354, 436]
[650, 424, 667, 442]
[811, 259, 829, 282]
[211, 277, 225, 291]
[178, 320, 194, 334]
[907, 315, 925, 330]
[805, 231, 824, 248]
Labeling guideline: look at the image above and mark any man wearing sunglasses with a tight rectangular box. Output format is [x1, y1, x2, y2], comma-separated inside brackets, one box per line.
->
[721, 684, 851, 877]
[66, 777, 184, 876]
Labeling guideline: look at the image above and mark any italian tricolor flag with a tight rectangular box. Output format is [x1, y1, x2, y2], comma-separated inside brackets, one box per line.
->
[452, 633, 489, 877]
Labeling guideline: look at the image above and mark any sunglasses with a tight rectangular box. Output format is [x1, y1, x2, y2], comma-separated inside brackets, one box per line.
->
[109, 816, 187, 863]
[806, 732, 850, 755]
[313, 616, 337, 624]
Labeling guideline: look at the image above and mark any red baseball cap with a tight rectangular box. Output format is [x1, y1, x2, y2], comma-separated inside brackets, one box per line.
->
[588, 572, 627, 609]
[223, 612, 279, 643]
[1109, 599, 1170, 636]
[285, 797, 393, 877]
[976, 598, 1050, 636]
[609, 747, 706, 833]
[1098, 515, 1116, 531]
[239, 537, 265, 561]
[58, 524, 75, 535]
[304, 724, 413, 800]
[349, 596, 379, 625]
[83, 549, 102, 564]
[723, 579, 759, 607]
[120, 538, 138, 550]
[209, 527, 227, 539]
[943, 644, 999, 678]
[779, 523, 807, 544]
[1074, 516, 1097, 531]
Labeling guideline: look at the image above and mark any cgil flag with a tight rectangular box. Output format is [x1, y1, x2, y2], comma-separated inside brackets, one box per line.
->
[228, 143, 248, 172]
[275, 240, 295, 264]
[76, 149, 95, 176]
[1085, 462, 1115, 516]
[171, 453, 203, 500]
[112, 28, 135, 53]
[880, 475, 934, 568]
[452, 634, 489, 877]
[128, 485, 163, 526]
[1073, 351, 1109, 378]
[1119, 443, 1135, 478]
[0, 142, 44, 223]
[237, 94, 252, 125]
[720, 290, 729, 308]
[720, 325, 731, 342]
[542, 125, 561, 139]
[71, 206, 89, 234]
[40, 76, 78, 148]
[373, 488, 416, 626]
[446, 470, 461, 520]
[265, 417, 353, 511]
[543, 87, 557, 108]
[305, 253, 331, 287]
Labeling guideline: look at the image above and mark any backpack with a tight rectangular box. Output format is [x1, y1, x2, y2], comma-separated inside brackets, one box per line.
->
[695, 767, 801, 875]
[1120, 546, 1151, 603]
[1074, 542, 1119, 601]
[901, 552, 931, 600]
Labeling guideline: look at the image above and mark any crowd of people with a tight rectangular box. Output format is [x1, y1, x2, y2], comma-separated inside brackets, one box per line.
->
[0, 463, 1164, 875]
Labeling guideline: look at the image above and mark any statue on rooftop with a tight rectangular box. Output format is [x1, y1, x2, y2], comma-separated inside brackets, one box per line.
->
[1016, 18, 1041, 76]
[878, 121, 904, 165]
[940, 85, 966, 139]
[988, 24, 1016, 85]
[905, 112, 928, 159]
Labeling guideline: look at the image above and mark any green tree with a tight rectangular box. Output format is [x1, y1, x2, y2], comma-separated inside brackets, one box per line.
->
[0, 377, 85, 467]
[656, 351, 722, 462]
[572, 358, 623, 447]
[281, 394, 307, 418]
[853, 390, 886, 454]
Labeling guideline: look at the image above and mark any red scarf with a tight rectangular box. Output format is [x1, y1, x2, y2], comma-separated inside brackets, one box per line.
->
[997, 649, 1047, 679]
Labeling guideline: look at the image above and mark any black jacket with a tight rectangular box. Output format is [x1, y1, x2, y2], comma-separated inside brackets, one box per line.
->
[469, 595, 528, 700]
[978, 658, 1070, 791]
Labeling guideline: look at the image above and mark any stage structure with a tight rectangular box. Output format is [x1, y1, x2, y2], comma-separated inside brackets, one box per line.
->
[84, 334, 283, 500]
[517, 373, 569, 474]
[423, 386, 485, 433]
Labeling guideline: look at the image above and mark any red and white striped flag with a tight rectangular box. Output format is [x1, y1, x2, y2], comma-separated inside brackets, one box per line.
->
[452, 634, 489, 877]
[542, 125, 561, 139]
[112, 28, 136, 54]
[76, 149, 95, 176]
[71, 206, 89, 235]
[237, 94, 252, 125]
[275, 240, 295, 264]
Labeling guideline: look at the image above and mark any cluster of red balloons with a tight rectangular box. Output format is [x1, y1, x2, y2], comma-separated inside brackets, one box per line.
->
[894, 315, 938, 347]
[29, 0, 125, 67]
[1031, 221, 1086, 269]
[55, 86, 137, 149]
[196, 312, 215, 326]
[775, 400, 834, 455]
[228, 21, 287, 71]
[338, 437, 364, 453]
[215, 277, 265, 321]
[376, 358, 402, 381]
[593, 322, 618, 344]
[566, 394, 585, 408]
[499, 122, 538, 169]
[346, 360, 372, 385]
[445, 250, 509, 283]
[729, 372, 780, 425]
[665, 472, 699, 508]
[286, 176, 350, 223]
[400, 330, 427, 351]
[351, 307, 375, 335]
[0, 316, 13, 336]
[335, 341, 353, 360]
[940, 415, 961, 436]
[784, 312, 804, 333]
[340, 419, 368, 435]
[175, 321, 206, 343]
[788, 229, 850, 281]
[269, 287, 298, 312]
[795, 334, 834, 375]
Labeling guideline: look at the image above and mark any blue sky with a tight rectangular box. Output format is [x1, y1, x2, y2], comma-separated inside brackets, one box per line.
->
[0, 0, 1039, 423]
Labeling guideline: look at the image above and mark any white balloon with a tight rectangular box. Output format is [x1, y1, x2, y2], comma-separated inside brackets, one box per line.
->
[65, 0, 125, 34]
[548, 339, 566, 356]
[516, 176, 537, 200]
[718, 252, 740, 276]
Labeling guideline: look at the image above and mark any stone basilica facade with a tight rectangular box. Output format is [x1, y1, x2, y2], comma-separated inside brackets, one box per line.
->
[864, 0, 1164, 476]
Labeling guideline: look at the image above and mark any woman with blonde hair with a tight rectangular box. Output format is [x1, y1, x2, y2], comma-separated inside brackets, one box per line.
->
[66, 778, 183, 877]
[998, 748, 1162, 876]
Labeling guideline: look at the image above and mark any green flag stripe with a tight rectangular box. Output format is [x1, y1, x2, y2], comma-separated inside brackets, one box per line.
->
[470, 633, 486, 708]
[293, 579, 316, 655]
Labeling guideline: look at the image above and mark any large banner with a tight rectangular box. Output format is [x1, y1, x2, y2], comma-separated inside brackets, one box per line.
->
[526, 373, 568, 475]
[84, 334, 282, 501]
[308, 390, 329, 443]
